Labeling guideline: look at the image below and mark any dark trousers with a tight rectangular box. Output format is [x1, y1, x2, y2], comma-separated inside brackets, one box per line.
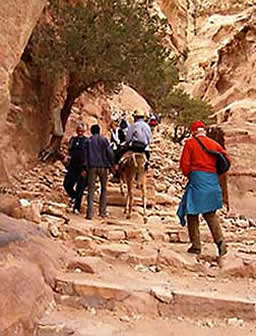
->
[63, 166, 88, 211]
[74, 175, 88, 211]
[113, 145, 126, 163]
[86, 167, 108, 218]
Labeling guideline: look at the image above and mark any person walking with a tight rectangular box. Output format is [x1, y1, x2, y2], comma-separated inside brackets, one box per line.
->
[110, 119, 126, 157]
[109, 119, 126, 183]
[86, 124, 114, 220]
[177, 120, 231, 257]
[63, 123, 88, 214]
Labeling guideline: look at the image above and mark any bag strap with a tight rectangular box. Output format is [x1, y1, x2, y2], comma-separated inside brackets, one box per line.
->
[194, 137, 217, 155]
[194, 136, 211, 153]
[194, 136, 223, 156]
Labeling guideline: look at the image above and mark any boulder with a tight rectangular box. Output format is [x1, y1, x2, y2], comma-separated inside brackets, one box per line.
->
[0, 213, 65, 335]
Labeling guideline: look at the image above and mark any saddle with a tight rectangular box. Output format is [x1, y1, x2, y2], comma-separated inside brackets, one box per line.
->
[120, 151, 146, 166]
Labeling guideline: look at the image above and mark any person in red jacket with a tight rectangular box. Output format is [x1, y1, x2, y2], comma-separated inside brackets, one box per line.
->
[177, 120, 231, 257]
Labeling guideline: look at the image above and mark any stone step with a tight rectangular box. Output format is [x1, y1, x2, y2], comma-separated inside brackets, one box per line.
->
[64, 215, 189, 246]
[39, 305, 250, 336]
[53, 272, 256, 320]
[37, 309, 119, 336]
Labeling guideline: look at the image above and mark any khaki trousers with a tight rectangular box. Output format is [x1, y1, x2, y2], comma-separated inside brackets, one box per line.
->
[187, 211, 224, 250]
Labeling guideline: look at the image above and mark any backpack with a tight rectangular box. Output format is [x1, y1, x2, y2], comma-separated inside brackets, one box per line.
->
[194, 137, 231, 175]
[214, 152, 231, 175]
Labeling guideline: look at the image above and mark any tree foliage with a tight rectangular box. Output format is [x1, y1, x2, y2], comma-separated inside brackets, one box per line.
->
[164, 89, 214, 142]
[31, 0, 178, 117]
[30, 0, 215, 155]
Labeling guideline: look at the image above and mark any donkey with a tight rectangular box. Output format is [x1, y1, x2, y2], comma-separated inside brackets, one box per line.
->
[120, 152, 148, 223]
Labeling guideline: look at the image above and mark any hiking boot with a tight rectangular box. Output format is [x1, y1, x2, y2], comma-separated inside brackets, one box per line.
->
[73, 209, 80, 215]
[217, 241, 227, 257]
[187, 246, 201, 255]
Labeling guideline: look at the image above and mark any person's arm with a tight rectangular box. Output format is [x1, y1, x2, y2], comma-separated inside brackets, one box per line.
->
[180, 141, 192, 177]
[81, 138, 89, 172]
[104, 138, 115, 166]
[68, 136, 75, 154]
[126, 124, 134, 144]
[146, 124, 152, 144]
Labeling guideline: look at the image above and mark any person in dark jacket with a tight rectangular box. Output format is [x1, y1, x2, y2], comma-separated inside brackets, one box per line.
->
[110, 119, 126, 155]
[86, 124, 114, 219]
[109, 119, 126, 183]
[119, 112, 130, 137]
[63, 123, 88, 214]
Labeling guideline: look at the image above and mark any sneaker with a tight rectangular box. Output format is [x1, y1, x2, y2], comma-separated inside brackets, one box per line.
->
[217, 241, 227, 257]
[73, 209, 80, 215]
[187, 246, 201, 255]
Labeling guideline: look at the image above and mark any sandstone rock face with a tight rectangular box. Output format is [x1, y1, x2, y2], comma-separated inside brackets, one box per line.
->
[0, 0, 46, 182]
[0, 213, 65, 335]
[64, 84, 151, 142]
[159, 0, 256, 218]
[158, 0, 187, 54]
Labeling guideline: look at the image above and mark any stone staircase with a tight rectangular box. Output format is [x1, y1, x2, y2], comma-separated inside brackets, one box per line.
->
[34, 210, 256, 335]
[36, 263, 256, 335]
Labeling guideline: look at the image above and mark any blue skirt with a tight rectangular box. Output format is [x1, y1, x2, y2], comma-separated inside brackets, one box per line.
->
[177, 171, 223, 226]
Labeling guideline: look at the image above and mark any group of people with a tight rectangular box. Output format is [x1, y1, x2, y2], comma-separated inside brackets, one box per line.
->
[63, 109, 152, 220]
[63, 113, 231, 258]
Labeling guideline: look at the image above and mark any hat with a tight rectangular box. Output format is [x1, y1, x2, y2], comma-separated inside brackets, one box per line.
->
[134, 109, 145, 118]
[190, 120, 206, 133]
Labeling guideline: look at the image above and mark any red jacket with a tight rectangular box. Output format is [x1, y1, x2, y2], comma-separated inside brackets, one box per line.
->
[180, 135, 231, 177]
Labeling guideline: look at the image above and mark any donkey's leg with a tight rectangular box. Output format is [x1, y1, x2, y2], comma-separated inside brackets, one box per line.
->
[124, 174, 130, 215]
[126, 175, 134, 219]
[141, 174, 147, 223]
[120, 176, 126, 197]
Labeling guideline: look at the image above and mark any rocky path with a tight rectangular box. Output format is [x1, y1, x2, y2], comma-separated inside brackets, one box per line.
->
[35, 210, 256, 335]
[2, 124, 256, 335]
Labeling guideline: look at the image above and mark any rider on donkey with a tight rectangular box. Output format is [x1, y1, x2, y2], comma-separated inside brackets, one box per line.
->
[117, 109, 152, 170]
[125, 109, 152, 168]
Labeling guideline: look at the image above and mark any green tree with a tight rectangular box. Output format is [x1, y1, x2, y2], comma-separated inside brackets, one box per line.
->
[164, 89, 214, 143]
[31, 0, 178, 158]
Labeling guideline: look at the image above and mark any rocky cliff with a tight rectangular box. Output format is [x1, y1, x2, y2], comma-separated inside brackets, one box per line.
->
[0, 0, 46, 181]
